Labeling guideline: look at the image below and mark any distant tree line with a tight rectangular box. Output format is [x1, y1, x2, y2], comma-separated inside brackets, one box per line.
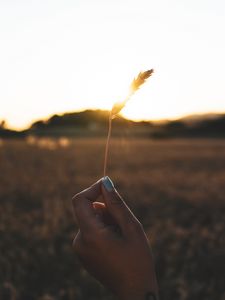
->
[153, 116, 225, 138]
[31, 110, 133, 130]
[1, 110, 225, 139]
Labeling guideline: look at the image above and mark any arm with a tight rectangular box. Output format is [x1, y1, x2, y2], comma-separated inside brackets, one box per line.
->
[72, 176, 159, 300]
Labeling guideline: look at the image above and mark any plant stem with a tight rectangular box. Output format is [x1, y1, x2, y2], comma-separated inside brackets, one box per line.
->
[103, 112, 112, 177]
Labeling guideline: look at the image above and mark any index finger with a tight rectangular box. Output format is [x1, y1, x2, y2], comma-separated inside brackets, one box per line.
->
[72, 180, 103, 233]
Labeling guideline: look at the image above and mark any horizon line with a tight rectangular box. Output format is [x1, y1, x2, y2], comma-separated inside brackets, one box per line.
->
[2, 108, 225, 131]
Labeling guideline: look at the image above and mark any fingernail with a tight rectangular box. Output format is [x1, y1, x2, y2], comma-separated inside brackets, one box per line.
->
[102, 176, 115, 192]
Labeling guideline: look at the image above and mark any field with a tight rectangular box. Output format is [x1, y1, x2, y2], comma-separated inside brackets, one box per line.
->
[0, 138, 225, 300]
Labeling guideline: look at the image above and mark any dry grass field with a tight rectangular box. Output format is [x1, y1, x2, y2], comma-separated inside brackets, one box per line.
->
[0, 138, 225, 300]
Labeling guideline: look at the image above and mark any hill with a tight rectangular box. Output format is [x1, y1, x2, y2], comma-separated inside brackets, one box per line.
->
[30, 110, 134, 129]
[1, 110, 225, 138]
[28, 110, 152, 138]
[153, 114, 225, 138]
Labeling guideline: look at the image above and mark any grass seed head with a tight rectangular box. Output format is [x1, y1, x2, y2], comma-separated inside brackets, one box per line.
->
[130, 69, 154, 94]
[111, 69, 154, 119]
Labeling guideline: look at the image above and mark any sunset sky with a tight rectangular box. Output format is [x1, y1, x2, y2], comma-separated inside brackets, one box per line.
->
[0, 0, 225, 129]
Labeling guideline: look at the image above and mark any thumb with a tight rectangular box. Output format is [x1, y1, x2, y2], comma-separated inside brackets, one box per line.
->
[101, 176, 140, 235]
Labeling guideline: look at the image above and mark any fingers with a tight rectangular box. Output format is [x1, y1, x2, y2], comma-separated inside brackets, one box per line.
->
[76, 180, 102, 201]
[72, 180, 104, 234]
[101, 176, 141, 235]
[72, 177, 142, 238]
[93, 202, 116, 226]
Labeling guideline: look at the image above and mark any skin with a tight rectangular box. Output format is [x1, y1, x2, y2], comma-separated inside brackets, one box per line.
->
[72, 179, 159, 300]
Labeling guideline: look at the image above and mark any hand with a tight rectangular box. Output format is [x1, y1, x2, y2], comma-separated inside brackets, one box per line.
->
[72, 177, 158, 300]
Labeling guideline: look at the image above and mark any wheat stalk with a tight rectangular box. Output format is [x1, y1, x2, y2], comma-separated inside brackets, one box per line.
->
[103, 69, 154, 177]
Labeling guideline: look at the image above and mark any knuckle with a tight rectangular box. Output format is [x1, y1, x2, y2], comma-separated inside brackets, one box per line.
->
[130, 219, 144, 233]
[72, 193, 82, 208]
[136, 220, 144, 231]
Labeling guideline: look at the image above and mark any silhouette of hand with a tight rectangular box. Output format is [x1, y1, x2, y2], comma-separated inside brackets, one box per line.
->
[72, 177, 158, 300]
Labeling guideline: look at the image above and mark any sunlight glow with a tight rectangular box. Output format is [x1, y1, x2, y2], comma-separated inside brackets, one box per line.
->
[0, 0, 225, 129]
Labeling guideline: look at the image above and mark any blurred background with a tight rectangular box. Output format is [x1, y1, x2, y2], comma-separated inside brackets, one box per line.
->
[0, 0, 225, 299]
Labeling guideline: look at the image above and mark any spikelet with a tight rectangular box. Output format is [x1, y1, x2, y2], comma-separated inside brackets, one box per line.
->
[130, 69, 154, 93]
[111, 69, 154, 118]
